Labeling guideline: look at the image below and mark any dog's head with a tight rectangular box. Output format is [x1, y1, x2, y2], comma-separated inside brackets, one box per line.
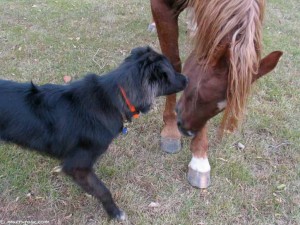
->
[130, 46, 188, 96]
[119, 46, 188, 114]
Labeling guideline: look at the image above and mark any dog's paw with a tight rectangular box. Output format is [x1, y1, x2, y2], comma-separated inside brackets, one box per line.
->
[114, 210, 126, 221]
[51, 165, 62, 174]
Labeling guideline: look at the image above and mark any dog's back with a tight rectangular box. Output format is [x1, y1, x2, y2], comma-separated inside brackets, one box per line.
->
[0, 79, 64, 155]
[0, 76, 121, 158]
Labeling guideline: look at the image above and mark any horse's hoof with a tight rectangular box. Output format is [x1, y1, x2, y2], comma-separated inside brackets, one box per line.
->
[161, 137, 181, 154]
[187, 167, 211, 189]
[114, 210, 126, 221]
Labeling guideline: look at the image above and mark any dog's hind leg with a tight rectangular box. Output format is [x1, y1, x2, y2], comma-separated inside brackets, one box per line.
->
[62, 152, 125, 221]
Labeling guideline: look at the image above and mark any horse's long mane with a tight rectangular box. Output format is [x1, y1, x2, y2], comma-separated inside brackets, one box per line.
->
[188, 0, 265, 132]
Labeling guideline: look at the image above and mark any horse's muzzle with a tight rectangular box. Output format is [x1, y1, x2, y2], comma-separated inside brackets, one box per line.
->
[176, 108, 195, 137]
[177, 120, 195, 137]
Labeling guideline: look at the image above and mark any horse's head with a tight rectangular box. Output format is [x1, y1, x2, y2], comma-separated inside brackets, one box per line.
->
[176, 0, 283, 137]
[176, 50, 282, 137]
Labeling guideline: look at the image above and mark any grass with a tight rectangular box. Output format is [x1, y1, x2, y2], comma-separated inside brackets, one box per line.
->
[0, 0, 299, 224]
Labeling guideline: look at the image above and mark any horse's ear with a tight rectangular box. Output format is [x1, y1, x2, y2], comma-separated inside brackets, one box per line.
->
[253, 51, 283, 82]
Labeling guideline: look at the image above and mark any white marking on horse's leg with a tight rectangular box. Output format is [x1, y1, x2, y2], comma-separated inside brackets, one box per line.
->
[217, 100, 227, 111]
[188, 156, 211, 173]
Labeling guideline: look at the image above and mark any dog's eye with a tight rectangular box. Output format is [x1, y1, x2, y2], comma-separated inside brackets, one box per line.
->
[161, 71, 171, 82]
[159, 72, 168, 81]
[159, 72, 170, 84]
[150, 71, 167, 83]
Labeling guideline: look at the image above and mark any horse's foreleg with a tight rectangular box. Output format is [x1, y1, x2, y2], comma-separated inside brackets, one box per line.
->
[188, 124, 211, 188]
[161, 94, 182, 153]
[151, 0, 182, 153]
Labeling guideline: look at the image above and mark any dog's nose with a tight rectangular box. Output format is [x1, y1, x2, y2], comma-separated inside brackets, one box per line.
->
[185, 76, 189, 84]
[183, 76, 189, 87]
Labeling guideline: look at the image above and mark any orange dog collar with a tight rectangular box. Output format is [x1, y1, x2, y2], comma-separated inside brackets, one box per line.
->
[119, 86, 139, 119]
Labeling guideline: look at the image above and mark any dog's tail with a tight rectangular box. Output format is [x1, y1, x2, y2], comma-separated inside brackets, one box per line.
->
[30, 81, 39, 94]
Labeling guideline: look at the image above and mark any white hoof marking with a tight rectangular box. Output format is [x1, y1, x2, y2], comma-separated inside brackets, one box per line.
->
[188, 157, 211, 173]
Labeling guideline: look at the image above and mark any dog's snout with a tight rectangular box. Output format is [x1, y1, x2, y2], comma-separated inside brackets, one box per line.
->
[183, 76, 189, 87]
[178, 73, 188, 88]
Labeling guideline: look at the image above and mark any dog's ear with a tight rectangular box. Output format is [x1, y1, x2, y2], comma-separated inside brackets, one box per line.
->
[131, 46, 162, 63]
[130, 46, 153, 58]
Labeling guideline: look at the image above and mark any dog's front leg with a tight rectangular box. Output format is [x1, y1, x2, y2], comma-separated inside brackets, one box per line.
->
[63, 167, 125, 221]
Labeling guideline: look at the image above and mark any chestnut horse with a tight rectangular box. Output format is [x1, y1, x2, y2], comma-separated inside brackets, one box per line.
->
[150, 0, 283, 188]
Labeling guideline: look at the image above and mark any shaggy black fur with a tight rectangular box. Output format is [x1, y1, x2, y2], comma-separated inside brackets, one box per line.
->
[0, 46, 187, 220]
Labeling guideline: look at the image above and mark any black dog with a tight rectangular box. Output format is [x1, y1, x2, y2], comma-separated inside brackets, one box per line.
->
[0, 46, 187, 220]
